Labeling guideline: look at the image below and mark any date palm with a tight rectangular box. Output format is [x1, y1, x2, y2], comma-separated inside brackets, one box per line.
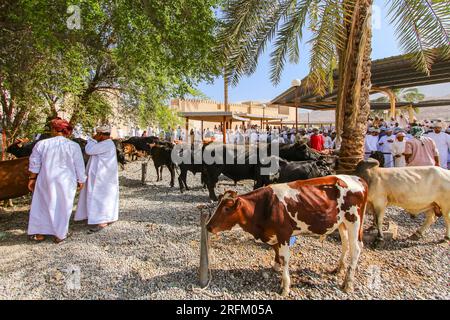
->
[216, 0, 449, 171]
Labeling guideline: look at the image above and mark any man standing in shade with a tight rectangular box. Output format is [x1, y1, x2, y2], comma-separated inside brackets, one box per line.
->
[378, 127, 395, 167]
[391, 130, 407, 167]
[404, 126, 439, 167]
[75, 125, 119, 233]
[28, 118, 86, 243]
[364, 128, 379, 159]
[427, 122, 450, 169]
[309, 128, 324, 151]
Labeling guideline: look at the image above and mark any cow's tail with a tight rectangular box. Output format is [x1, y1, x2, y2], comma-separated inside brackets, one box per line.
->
[358, 180, 369, 242]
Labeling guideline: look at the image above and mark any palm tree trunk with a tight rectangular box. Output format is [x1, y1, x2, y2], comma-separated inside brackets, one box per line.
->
[337, 0, 373, 173]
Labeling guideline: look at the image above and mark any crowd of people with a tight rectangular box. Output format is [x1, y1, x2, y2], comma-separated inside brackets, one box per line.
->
[121, 124, 338, 152]
[364, 116, 450, 169]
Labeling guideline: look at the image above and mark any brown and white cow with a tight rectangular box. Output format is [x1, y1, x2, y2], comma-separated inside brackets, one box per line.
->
[206, 175, 368, 296]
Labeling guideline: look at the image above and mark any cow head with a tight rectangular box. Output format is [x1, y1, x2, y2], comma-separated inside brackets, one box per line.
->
[355, 159, 379, 182]
[206, 190, 242, 234]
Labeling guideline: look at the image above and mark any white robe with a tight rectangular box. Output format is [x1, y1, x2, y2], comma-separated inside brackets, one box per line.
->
[75, 138, 119, 225]
[364, 135, 379, 160]
[427, 132, 450, 169]
[391, 139, 406, 167]
[324, 136, 333, 149]
[28, 136, 86, 239]
[378, 135, 395, 167]
[250, 132, 258, 144]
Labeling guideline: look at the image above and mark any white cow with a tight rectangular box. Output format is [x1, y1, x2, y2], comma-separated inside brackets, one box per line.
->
[355, 159, 450, 242]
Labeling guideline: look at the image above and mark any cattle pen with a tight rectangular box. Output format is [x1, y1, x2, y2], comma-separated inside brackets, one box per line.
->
[0, 158, 448, 300]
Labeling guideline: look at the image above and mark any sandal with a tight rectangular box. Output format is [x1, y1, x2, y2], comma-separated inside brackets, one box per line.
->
[29, 234, 45, 242]
[88, 225, 107, 234]
[53, 237, 65, 244]
[29, 234, 45, 241]
[53, 232, 71, 244]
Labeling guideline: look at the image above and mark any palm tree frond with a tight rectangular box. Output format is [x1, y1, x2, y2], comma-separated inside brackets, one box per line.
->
[269, 0, 313, 85]
[388, 0, 450, 75]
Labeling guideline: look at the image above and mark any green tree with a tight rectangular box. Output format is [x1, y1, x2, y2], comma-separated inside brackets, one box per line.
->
[0, 0, 220, 155]
[216, 0, 449, 171]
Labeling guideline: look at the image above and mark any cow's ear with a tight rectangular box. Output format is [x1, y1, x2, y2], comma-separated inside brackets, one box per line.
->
[234, 198, 241, 209]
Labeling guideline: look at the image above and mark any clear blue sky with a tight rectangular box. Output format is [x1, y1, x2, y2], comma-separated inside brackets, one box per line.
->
[196, 1, 450, 104]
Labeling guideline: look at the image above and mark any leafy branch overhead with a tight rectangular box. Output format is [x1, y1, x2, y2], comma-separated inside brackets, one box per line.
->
[0, 0, 220, 140]
[217, 0, 450, 92]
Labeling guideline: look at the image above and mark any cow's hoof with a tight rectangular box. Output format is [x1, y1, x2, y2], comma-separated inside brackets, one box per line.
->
[342, 281, 354, 293]
[280, 288, 290, 297]
[409, 232, 422, 241]
[328, 266, 344, 276]
[373, 238, 385, 248]
[271, 262, 281, 272]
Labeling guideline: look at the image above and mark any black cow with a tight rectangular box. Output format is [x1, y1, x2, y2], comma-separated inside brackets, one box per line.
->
[368, 151, 385, 167]
[201, 144, 283, 201]
[149, 143, 176, 187]
[274, 158, 333, 183]
[176, 142, 327, 200]
[278, 143, 321, 161]
[122, 136, 160, 154]
[177, 144, 207, 192]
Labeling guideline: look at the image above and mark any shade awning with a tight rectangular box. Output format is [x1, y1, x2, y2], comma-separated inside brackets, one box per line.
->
[239, 113, 288, 121]
[179, 111, 249, 122]
[271, 51, 450, 111]
[268, 120, 334, 126]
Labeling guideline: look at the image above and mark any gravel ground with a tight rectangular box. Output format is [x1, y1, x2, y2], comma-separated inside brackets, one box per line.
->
[0, 159, 449, 300]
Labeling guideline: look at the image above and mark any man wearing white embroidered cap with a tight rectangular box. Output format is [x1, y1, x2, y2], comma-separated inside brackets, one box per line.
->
[427, 121, 450, 169]
[75, 125, 119, 233]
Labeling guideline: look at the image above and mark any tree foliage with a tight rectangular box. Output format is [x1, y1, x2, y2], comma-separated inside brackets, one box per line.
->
[0, 0, 220, 144]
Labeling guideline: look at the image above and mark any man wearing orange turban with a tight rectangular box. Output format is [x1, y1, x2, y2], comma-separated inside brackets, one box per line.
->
[27, 118, 86, 243]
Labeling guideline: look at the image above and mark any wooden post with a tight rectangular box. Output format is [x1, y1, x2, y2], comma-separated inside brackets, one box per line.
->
[222, 116, 226, 144]
[141, 162, 147, 185]
[1, 129, 6, 161]
[199, 209, 210, 288]
[185, 117, 189, 141]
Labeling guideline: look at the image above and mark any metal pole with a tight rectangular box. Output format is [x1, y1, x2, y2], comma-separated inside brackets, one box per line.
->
[222, 116, 226, 144]
[295, 89, 298, 132]
[141, 162, 147, 185]
[199, 209, 210, 288]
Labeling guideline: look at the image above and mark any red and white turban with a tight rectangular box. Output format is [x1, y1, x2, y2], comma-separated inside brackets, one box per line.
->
[51, 118, 73, 136]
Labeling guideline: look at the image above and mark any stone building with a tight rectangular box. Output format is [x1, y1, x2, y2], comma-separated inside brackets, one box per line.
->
[170, 99, 297, 131]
